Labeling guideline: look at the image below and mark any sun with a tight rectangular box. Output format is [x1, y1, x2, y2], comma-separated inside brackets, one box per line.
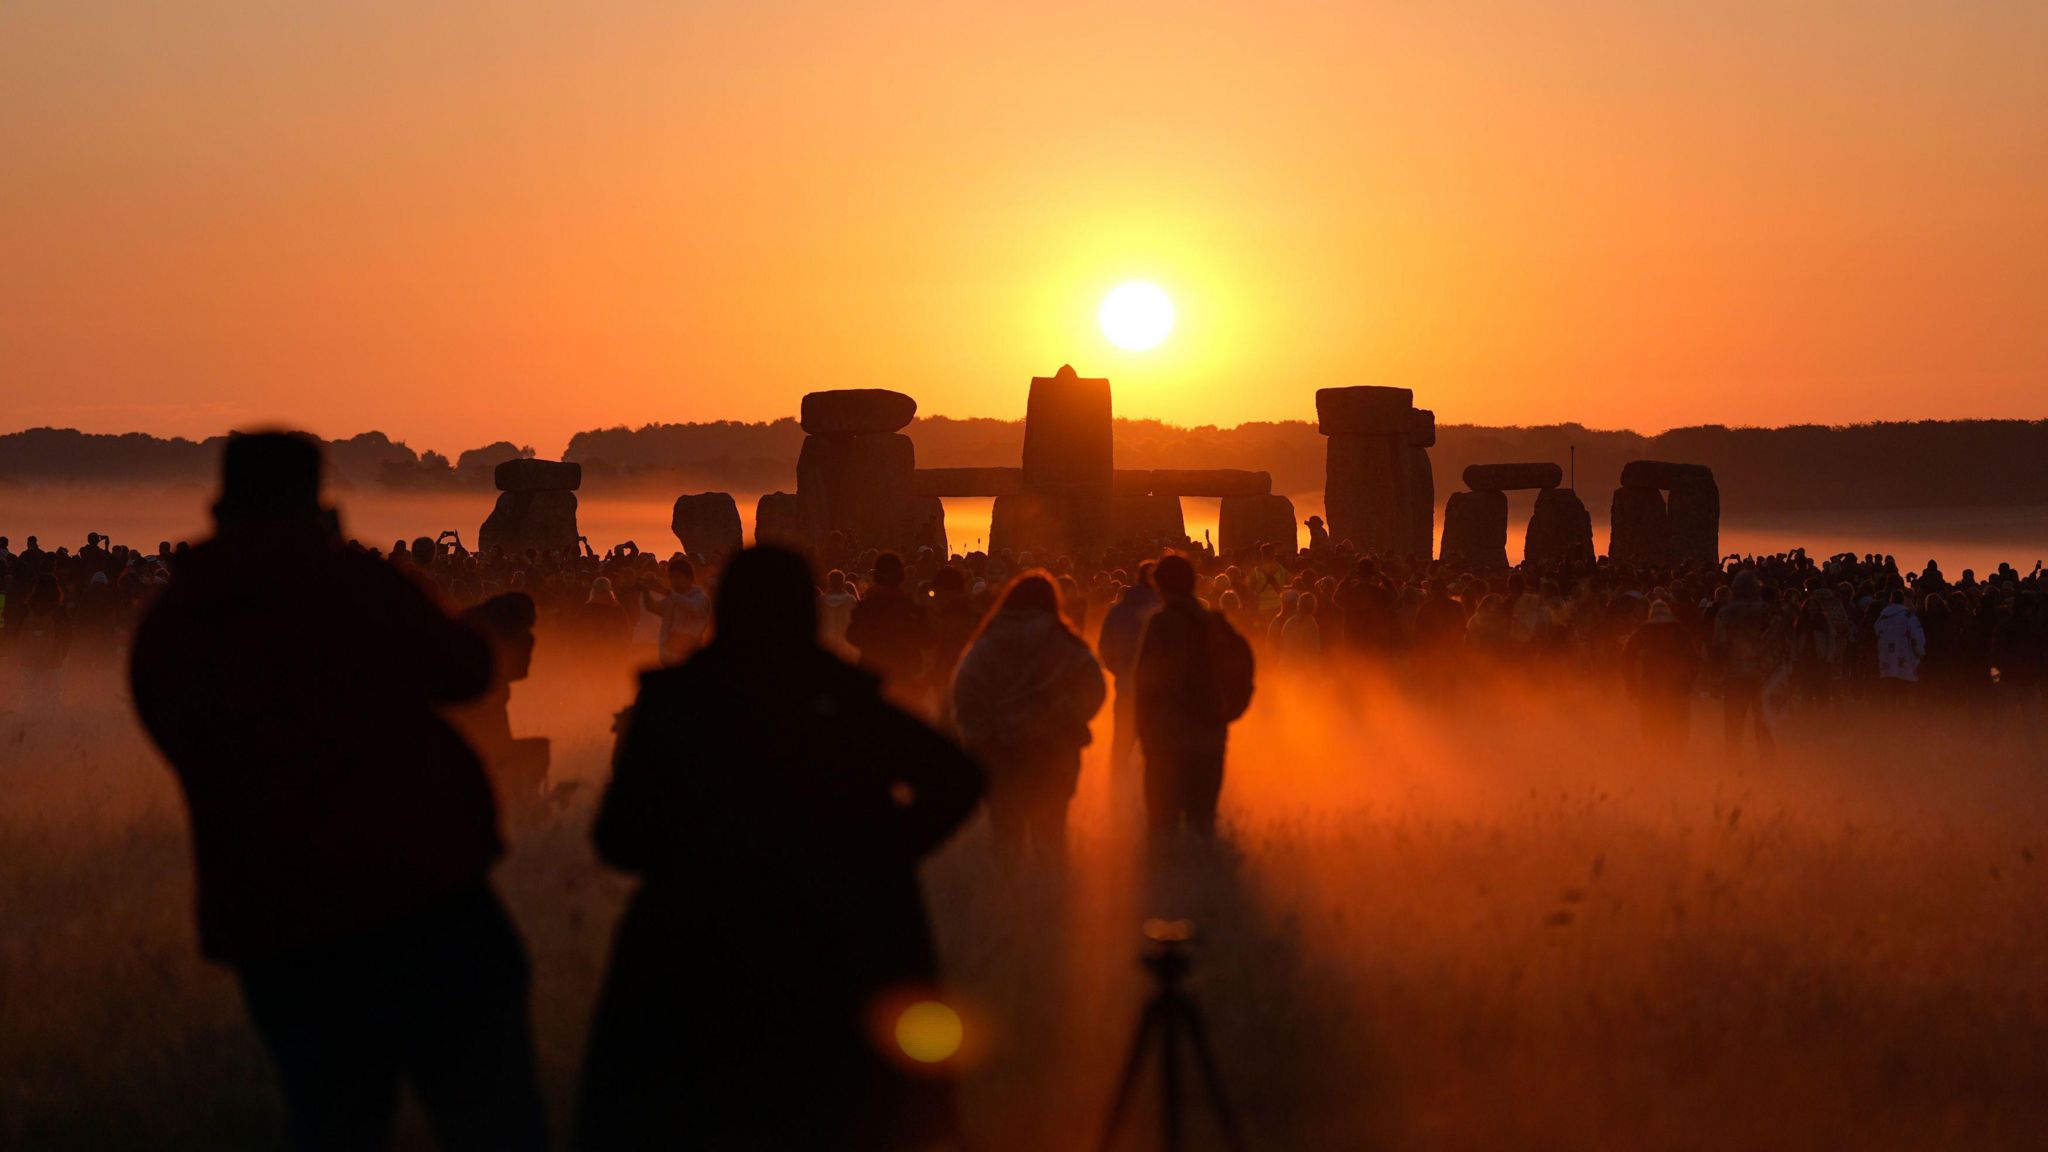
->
[1098, 281, 1175, 351]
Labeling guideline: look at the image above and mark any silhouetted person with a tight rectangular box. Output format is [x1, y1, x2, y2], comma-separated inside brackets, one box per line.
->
[1875, 589, 1927, 703]
[1097, 561, 1162, 780]
[1712, 570, 1777, 756]
[642, 554, 711, 665]
[1134, 554, 1255, 837]
[128, 433, 546, 1152]
[453, 593, 550, 828]
[580, 546, 984, 1152]
[1305, 514, 1331, 553]
[926, 564, 981, 709]
[578, 576, 634, 651]
[951, 572, 1106, 859]
[17, 573, 71, 717]
[846, 550, 934, 691]
[1624, 600, 1697, 751]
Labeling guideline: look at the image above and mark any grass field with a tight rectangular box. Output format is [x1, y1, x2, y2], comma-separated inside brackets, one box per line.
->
[4, 649, 2045, 1151]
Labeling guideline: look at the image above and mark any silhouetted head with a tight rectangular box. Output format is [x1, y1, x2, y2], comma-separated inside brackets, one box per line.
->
[28, 573, 63, 609]
[1155, 554, 1197, 600]
[463, 592, 538, 681]
[214, 432, 325, 526]
[714, 546, 819, 654]
[1732, 570, 1760, 602]
[872, 551, 905, 588]
[411, 537, 436, 568]
[999, 571, 1061, 616]
[669, 555, 695, 589]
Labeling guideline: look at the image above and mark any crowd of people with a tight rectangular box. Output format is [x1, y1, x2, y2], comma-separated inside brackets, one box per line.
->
[4, 431, 2047, 1150]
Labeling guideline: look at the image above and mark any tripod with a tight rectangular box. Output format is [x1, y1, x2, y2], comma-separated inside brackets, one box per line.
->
[1095, 921, 1248, 1152]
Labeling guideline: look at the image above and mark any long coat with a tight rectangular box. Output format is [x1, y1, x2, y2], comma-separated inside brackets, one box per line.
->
[579, 642, 983, 1152]
[129, 522, 498, 966]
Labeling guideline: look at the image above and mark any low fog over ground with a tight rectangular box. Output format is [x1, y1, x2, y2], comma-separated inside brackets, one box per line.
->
[4, 628, 2043, 1150]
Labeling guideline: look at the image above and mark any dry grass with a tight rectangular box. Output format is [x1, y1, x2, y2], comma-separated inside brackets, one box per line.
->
[3, 651, 2045, 1151]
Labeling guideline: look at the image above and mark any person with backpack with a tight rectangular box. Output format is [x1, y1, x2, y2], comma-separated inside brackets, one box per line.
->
[1134, 554, 1255, 838]
[950, 572, 1106, 859]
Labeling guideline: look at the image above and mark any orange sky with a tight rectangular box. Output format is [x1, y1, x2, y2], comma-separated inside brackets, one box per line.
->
[5, 2, 2044, 457]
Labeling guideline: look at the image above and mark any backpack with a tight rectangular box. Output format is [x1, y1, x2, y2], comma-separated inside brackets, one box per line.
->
[1205, 610, 1256, 722]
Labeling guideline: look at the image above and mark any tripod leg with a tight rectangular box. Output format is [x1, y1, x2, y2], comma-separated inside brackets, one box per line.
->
[1181, 1000, 1249, 1152]
[1161, 997, 1183, 1152]
[1094, 1001, 1160, 1152]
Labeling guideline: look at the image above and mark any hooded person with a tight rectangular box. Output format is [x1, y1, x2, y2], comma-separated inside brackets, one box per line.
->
[580, 546, 984, 1152]
[128, 431, 546, 1152]
[950, 571, 1107, 858]
[1623, 599, 1698, 751]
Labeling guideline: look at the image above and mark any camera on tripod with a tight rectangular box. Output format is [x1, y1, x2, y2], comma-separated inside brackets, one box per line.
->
[1096, 919, 1247, 1152]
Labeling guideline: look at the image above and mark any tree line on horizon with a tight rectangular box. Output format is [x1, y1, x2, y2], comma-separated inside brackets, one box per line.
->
[5, 418, 2046, 516]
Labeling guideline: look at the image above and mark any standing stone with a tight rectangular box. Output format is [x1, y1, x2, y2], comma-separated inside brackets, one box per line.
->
[1012, 365, 1115, 556]
[910, 496, 947, 557]
[753, 492, 813, 549]
[795, 431, 916, 547]
[1462, 462, 1563, 491]
[1404, 445, 1435, 558]
[1139, 469, 1272, 497]
[1111, 494, 1186, 547]
[1620, 460, 1715, 491]
[1667, 473, 1721, 567]
[1407, 408, 1437, 449]
[1324, 432, 1408, 554]
[1315, 386, 1414, 436]
[671, 492, 743, 558]
[1524, 488, 1594, 569]
[799, 389, 917, 435]
[911, 467, 1024, 497]
[1608, 486, 1671, 566]
[494, 458, 582, 492]
[989, 492, 1063, 558]
[1439, 490, 1509, 571]
[1021, 365, 1114, 492]
[480, 490, 579, 556]
[1218, 494, 1298, 556]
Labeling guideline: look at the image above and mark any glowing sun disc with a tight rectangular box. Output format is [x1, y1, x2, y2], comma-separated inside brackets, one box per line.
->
[1099, 281, 1175, 351]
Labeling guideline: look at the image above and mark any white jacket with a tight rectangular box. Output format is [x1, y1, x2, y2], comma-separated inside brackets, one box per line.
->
[1874, 603, 1926, 682]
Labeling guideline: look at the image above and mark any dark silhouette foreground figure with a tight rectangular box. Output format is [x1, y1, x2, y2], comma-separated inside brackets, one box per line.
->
[1135, 554, 1255, 837]
[129, 433, 545, 1152]
[951, 571, 1106, 859]
[452, 592, 552, 827]
[580, 546, 984, 1152]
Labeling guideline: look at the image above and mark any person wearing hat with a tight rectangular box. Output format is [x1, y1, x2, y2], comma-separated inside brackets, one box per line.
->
[1305, 514, 1331, 553]
[130, 431, 546, 1152]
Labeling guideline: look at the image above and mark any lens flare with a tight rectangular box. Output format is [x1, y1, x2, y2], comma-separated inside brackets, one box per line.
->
[894, 1000, 964, 1064]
